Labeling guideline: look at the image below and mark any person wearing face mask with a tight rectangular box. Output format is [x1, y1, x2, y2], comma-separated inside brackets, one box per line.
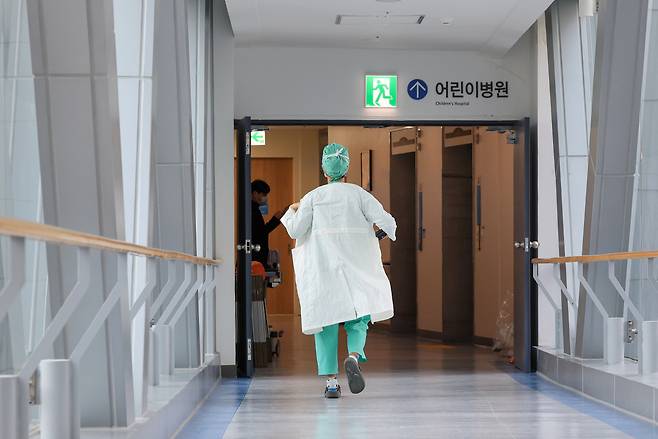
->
[251, 179, 287, 268]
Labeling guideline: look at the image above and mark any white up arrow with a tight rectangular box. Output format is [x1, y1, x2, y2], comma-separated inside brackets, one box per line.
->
[409, 80, 427, 99]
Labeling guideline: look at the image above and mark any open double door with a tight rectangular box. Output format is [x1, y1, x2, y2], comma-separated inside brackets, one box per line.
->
[235, 117, 536, 376]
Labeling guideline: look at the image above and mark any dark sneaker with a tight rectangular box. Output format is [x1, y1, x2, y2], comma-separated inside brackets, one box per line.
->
[344, 356, 366, 394]
[324, 384, 341, 398]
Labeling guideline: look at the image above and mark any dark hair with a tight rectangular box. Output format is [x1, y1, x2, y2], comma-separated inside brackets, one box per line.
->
[251, 179, 270, 194]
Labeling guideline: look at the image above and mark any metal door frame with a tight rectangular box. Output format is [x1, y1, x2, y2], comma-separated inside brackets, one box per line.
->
[234, 117, 538, 372]
[235, 117, 254, 377]
[513, 117, 538, 372]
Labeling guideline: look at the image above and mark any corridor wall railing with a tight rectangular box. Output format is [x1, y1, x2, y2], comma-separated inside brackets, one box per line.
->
[533, 251, 658, 375]
[0, 217, 221, 439]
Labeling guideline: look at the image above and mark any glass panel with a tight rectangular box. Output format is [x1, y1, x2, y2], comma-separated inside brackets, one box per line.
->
[540, 0, 598, 350]
[0, 0, 49, 378]
[630, 1, 658, 321]
[187, 0, 208, 257]
[113, 0, 157, 415]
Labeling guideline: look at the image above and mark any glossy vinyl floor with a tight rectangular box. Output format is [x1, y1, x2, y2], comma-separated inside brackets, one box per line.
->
[180, 316, 658, 439]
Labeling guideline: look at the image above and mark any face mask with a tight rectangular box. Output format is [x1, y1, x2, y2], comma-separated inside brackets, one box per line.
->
[259, 203, 269, 216]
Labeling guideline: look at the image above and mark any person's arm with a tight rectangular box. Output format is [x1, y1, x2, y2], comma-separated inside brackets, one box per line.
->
[360, 190, 397, 241]
[263, 205, 291, 234]
[281, 196, 313, 240]
[264, 215, 281, 234]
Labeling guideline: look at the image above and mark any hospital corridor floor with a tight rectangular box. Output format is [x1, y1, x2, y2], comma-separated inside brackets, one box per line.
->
[177, 316, 658, 439]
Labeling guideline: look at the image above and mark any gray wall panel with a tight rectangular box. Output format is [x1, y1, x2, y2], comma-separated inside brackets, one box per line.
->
[578, 0, 649, 358]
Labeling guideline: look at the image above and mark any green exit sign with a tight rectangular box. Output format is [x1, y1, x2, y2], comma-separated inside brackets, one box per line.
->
[251, 130, 266, 146]
[365, 75, 398, 108]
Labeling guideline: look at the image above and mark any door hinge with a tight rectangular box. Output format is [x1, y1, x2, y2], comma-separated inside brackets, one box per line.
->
[507, 130, 518, 144]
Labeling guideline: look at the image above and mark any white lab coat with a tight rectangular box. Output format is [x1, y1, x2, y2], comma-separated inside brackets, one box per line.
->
[281, 182, 397, 335]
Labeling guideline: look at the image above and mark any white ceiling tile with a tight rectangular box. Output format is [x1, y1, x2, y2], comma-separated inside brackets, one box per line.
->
[224, 0, 554, 55]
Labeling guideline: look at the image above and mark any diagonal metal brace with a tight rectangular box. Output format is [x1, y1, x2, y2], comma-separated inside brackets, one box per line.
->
[0, 237, 26, 322]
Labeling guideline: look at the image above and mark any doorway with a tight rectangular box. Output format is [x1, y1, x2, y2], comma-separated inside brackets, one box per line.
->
[389, 149, 417, 333]
[441, 132, 474, 342]
[234, 119, 536, 374]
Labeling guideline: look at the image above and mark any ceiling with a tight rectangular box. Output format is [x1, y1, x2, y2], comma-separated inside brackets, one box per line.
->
[224, 0, 554, 56]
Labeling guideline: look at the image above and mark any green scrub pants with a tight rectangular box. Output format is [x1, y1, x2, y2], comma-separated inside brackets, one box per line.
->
[314, 315, 370, 376]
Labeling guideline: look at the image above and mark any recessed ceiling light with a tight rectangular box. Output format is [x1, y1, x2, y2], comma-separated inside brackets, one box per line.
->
[336, 14, 425, 25]
[441, 17, 454, 25]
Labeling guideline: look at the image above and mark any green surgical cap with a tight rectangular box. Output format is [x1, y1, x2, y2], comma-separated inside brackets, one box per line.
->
[322, 143, 350, 182]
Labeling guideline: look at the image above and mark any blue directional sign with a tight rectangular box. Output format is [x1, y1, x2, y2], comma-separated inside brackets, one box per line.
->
[407, 79, 428, 100]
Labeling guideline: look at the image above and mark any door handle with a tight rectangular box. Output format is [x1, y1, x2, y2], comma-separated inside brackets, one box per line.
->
[418, 191, 424, 251]
[513, 239, 539, 251]
[237, 240, 261, 253]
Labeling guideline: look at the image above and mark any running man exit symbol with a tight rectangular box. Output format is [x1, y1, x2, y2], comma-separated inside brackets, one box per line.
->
[407, 79, 428, 100]
[365, 75, 398, 108]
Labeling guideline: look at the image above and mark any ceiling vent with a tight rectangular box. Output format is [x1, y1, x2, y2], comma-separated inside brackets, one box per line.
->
[335, 14, 425, 25]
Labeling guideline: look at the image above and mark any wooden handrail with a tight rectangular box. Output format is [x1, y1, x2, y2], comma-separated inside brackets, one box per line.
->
[0, 217, 221, 266]
[533, 250, 658, 265]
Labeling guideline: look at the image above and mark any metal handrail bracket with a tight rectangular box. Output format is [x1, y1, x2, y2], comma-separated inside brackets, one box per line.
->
[19, 248, 91, 381]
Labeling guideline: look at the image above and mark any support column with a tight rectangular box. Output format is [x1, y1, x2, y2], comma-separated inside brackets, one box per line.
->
[576, 0, 649, 358]
[25, 0, 133, 427]
[0, 375, 29, 439]
[155, 324, 174, 375]
[604, 317, 624, 365]
[39, 359, 79, 439]
[149, 327, 159, 385]
[639, 321, 658, 375]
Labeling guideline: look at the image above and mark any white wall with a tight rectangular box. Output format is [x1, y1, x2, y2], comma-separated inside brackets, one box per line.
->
[213, 1, 236, 369]
[235, 32, 535, 121]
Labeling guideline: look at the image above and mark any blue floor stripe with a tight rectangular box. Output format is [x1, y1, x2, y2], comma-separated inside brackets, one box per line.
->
[176, 378, 251, 439]
[502, 365, 658, 438]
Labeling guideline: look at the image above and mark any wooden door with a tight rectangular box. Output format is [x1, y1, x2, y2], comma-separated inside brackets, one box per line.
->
[472, 127, 514, 347]
[389, 152, 417, 333]
[251, 158, 295, 315]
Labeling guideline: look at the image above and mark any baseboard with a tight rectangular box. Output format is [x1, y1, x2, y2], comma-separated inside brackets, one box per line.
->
[537, 347, 658, 424]
[221, 365, 237, 378]
[472, 336, 494, 347]
[417, 329, 443, 341]
[370, 323, 392, 334]
[77, 358, 221, 438]
[373, 324, 489, 346]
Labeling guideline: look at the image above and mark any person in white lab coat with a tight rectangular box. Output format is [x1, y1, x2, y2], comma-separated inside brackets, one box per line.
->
[281, 143, 397, 398]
